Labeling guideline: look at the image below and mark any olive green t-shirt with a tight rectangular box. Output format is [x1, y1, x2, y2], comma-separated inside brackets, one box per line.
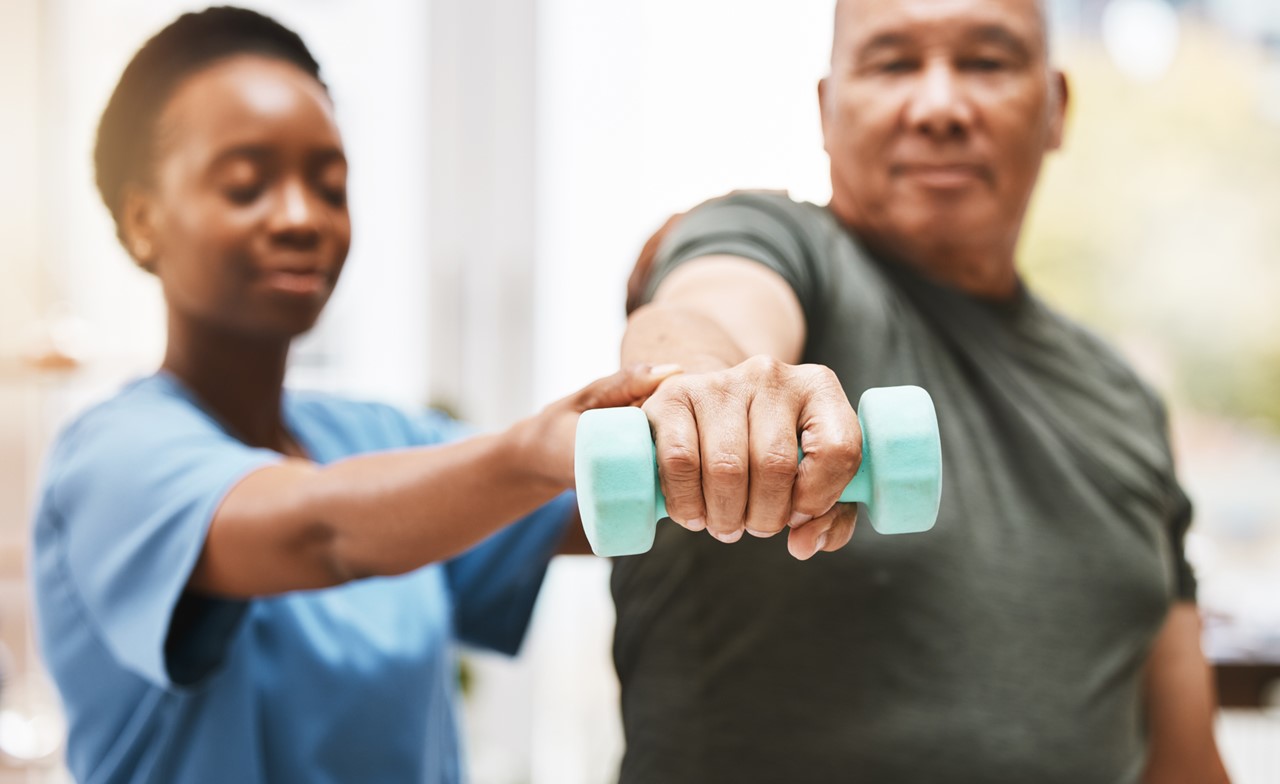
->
[614, 192, 1195, 784]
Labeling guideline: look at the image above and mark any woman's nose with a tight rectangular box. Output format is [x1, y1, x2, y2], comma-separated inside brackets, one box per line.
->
[268, 179, 322, 245]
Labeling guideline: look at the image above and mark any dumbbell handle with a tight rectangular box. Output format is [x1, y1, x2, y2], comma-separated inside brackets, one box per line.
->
[653, 442, 873, 520]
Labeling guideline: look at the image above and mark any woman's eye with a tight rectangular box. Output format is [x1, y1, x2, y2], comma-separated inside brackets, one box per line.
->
[315, 166, 348, 207]
[224, 184, 263, 205]
[320, 186, 347, 207]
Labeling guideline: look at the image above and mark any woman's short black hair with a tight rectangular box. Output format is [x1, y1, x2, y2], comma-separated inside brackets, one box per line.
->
[94, 6, 326, 240]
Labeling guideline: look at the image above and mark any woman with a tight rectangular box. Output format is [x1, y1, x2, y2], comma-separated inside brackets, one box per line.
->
[31, 8, 672, 783]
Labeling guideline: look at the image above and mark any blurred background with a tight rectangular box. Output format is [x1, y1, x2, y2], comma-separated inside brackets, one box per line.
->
[1, 0, 1277, 781]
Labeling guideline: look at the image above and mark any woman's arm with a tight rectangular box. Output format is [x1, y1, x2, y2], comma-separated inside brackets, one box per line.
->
[189, 364, 676, 598]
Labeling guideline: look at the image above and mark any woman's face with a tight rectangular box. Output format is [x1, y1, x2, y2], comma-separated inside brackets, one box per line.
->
[125, 54, 351, 340]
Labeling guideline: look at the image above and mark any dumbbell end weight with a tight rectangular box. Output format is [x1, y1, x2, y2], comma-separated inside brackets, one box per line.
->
[847, 385, 942, 535]
[575, 406, 660, 557]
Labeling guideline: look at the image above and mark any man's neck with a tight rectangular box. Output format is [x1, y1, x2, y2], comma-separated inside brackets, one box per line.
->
[881, 237, 1021, 300]
[830, 203, 1023, 301]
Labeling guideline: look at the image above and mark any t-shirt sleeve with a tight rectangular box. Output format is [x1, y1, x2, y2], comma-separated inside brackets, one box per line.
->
[43, 397, 279, 689]
[398, 408, 573, 656]
[444, 493, 575, 655]
[1136, 389, 1192, 602]
[1145, 391, 1197, 603]
[640, 191, 827, 320]
[1164, 479, 1197, 602]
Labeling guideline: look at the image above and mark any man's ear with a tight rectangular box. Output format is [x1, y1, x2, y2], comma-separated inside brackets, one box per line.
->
[818, 77, 833, 152]
[1047, 71, 1070, 152]
[120, 182, 160, 273]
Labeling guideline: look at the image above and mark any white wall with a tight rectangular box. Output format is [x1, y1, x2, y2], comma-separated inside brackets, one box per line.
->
[0, 0, 46, 362]
[38, 0, 432, 406]
[533, 0, 835, 407]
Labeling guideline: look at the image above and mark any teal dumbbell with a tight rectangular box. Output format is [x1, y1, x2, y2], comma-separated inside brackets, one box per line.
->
[575, 385, 942, 557]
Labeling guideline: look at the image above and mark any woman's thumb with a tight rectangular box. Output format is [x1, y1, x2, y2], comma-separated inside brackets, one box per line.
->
[578, 363, 682, 410]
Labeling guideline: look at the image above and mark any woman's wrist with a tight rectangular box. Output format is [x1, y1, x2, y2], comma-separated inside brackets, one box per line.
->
[503, 414, 573, 493]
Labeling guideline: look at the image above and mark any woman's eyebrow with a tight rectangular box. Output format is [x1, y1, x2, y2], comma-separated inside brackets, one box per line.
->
[208, 144, 273, 170]
[309, 147, 347, 167]
[206, 145, 347, 171]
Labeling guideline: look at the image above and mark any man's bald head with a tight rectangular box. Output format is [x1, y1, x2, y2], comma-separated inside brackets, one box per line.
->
[817, 0, 1068, 297]
[832, 0, 1052, 71]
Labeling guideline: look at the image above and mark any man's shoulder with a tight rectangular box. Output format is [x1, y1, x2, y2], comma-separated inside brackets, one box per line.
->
[667, 189, 852, 271]
[648, 188, 880, 308]
[687, 189, 830, 226]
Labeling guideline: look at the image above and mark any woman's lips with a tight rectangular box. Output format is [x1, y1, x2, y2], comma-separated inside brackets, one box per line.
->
[263, 268, 330, 295]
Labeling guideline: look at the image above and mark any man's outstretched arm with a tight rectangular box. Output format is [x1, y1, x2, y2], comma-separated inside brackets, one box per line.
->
[622, 255, 861, 559]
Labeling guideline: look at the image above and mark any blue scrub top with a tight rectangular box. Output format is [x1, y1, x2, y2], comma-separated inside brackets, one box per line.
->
[32, 373, 573, 784]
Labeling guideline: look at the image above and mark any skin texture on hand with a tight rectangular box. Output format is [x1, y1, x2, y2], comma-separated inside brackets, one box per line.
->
[641, 356, 862, 560]
[623, 258, 861, 560]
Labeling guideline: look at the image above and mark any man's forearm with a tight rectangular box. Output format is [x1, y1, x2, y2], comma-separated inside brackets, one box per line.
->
[621, 302, 749, 372]
[621, 255, 808, 369]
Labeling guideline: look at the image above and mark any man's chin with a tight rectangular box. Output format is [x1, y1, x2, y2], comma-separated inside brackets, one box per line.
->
[890, 206, 1001, 246]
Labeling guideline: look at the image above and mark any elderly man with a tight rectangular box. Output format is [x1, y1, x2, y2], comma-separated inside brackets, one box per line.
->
[614, 0, 1230, 782]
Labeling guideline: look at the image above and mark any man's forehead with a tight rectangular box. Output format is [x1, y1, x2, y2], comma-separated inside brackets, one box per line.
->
[834, 0, 1047, 51]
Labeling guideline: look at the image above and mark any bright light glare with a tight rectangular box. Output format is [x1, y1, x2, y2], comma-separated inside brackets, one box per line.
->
[1101, 0, 1181, 83]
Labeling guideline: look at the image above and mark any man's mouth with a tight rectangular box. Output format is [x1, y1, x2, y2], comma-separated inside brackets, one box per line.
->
[892, 163, 990, 189]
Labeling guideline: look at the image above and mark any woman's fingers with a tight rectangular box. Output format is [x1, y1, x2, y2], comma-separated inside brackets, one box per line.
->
[574, 363, 683, 411]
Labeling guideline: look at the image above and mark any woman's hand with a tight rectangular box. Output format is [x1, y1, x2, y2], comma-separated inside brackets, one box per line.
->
[517, 363, 683, 489]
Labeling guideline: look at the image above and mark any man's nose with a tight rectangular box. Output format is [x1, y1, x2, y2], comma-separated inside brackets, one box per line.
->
[904, 60, 974, 140]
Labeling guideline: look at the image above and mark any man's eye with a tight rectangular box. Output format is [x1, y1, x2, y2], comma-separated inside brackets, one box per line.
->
[961, 58, 1007, 72]
[879, 59, 917, 74]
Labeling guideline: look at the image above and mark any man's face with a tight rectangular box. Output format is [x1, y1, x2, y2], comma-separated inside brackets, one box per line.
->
[820, 0, 1065, 257]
